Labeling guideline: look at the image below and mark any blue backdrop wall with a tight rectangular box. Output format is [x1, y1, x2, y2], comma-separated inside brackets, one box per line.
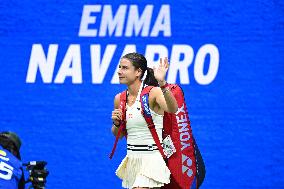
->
[0, 0, 284, 188]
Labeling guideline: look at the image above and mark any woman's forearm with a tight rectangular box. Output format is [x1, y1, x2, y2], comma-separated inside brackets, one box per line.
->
[159, 81, 178, 113]
[162, 88, 178, 113]
[111, 125, 124, 138]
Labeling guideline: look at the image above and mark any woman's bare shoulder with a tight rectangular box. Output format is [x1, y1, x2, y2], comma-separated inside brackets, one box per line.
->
[149, 86, 162, 96]
[114, 93, 121, 108]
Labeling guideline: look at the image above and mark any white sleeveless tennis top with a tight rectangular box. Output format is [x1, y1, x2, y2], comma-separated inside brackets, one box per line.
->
[126, 84, 163, 150]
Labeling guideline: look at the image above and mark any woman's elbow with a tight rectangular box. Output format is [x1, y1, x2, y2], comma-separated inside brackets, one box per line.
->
[167, 104, 178, 113]
[111, 126, 125, 139]
[172, 106, 178, 113]
[173, 105, 178, 113]
[111, 126, 117, 136]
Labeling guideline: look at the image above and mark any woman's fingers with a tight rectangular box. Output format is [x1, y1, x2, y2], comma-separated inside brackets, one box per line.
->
[153, 66, 157, 74]
[165, 57, 169, 68]
[111, 114, 121, 121]
[112, 113, 121, 119]
[162, 57, 168, 69]
[112, 109, 122, 120]
[157, 57, 168, 69]
[112, 115, 120, 121]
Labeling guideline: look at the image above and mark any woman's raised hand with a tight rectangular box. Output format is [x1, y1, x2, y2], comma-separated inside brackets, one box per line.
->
[153, 57, 169, 84]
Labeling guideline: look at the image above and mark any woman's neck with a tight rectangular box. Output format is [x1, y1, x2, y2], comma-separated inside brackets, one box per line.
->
[127, 80, 142, 97]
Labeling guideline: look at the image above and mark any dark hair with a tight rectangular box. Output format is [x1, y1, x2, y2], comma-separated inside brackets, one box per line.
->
[0, 132, 25, 189]
[122, 52, 158, 86]
[0, 135, 21, 160]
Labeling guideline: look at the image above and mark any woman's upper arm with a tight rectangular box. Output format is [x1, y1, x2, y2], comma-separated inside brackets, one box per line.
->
[150, 87, 168, 112]
[151, 87, 178, 113]
[114, 93, 120, 109]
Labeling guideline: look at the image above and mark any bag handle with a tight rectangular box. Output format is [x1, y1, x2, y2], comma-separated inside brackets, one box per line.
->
[109, 91, 127, 159]
[140, 86, 166, 159]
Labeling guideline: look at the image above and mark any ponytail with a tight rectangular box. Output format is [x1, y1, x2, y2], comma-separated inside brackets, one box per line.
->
[144, 67, 159, 86]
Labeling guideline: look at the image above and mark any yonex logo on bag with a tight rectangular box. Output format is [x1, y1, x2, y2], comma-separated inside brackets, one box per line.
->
[176, 103, 191, 151]
[182, 154, 193, 177]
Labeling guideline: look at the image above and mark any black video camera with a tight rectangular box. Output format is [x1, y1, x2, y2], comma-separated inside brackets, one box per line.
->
[23, 161, 49, 189]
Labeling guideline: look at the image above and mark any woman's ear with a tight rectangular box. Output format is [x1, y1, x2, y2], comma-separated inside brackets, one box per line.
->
[136, 68, 143, 78]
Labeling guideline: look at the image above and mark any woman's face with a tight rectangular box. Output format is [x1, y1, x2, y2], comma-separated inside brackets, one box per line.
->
[118, 58, 141, 84]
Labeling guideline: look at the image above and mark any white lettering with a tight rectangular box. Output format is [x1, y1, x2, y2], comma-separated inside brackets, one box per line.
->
[181, 142, 191, 151]
[177, 114, 187, 123]
[194, 44, 219, 85]
[150, 5, 171, 37]
[178, 122, 189, 133]
[0, 156, 9, 161]
[180, 132, 190, 141]
[145, 45, 168, 68]
[26, 43, 220, 85]
[26, 44, 58, 83]
[168, 45, 194, 84]
[99, 5, 127, 37]
[54, 45, 82, 84]
[91, 45, 117, 83]
[79, 5, 102, 37]
[125, 5, 153, 37]
[176, 103, 185, 115]
[79, 5, 171, 37]
[0, 161, 13, 180]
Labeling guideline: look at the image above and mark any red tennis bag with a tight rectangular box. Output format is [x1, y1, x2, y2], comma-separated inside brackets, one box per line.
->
[110, 84, 205, 189]
[140, 84, 205, 189]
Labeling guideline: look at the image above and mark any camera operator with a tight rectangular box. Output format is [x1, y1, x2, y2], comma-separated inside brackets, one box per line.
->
[0, 131, 25, 189]
[0, 131, 49, 189]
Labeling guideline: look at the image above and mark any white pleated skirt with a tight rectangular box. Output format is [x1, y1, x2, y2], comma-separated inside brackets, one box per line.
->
[116, 151, 171, 188]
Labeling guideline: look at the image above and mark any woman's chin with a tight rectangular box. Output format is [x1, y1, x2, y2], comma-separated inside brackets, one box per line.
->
[119, 79, 126, 84]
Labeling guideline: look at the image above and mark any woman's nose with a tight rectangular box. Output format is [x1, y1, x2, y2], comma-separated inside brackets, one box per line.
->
[117, 68, 122, 75]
